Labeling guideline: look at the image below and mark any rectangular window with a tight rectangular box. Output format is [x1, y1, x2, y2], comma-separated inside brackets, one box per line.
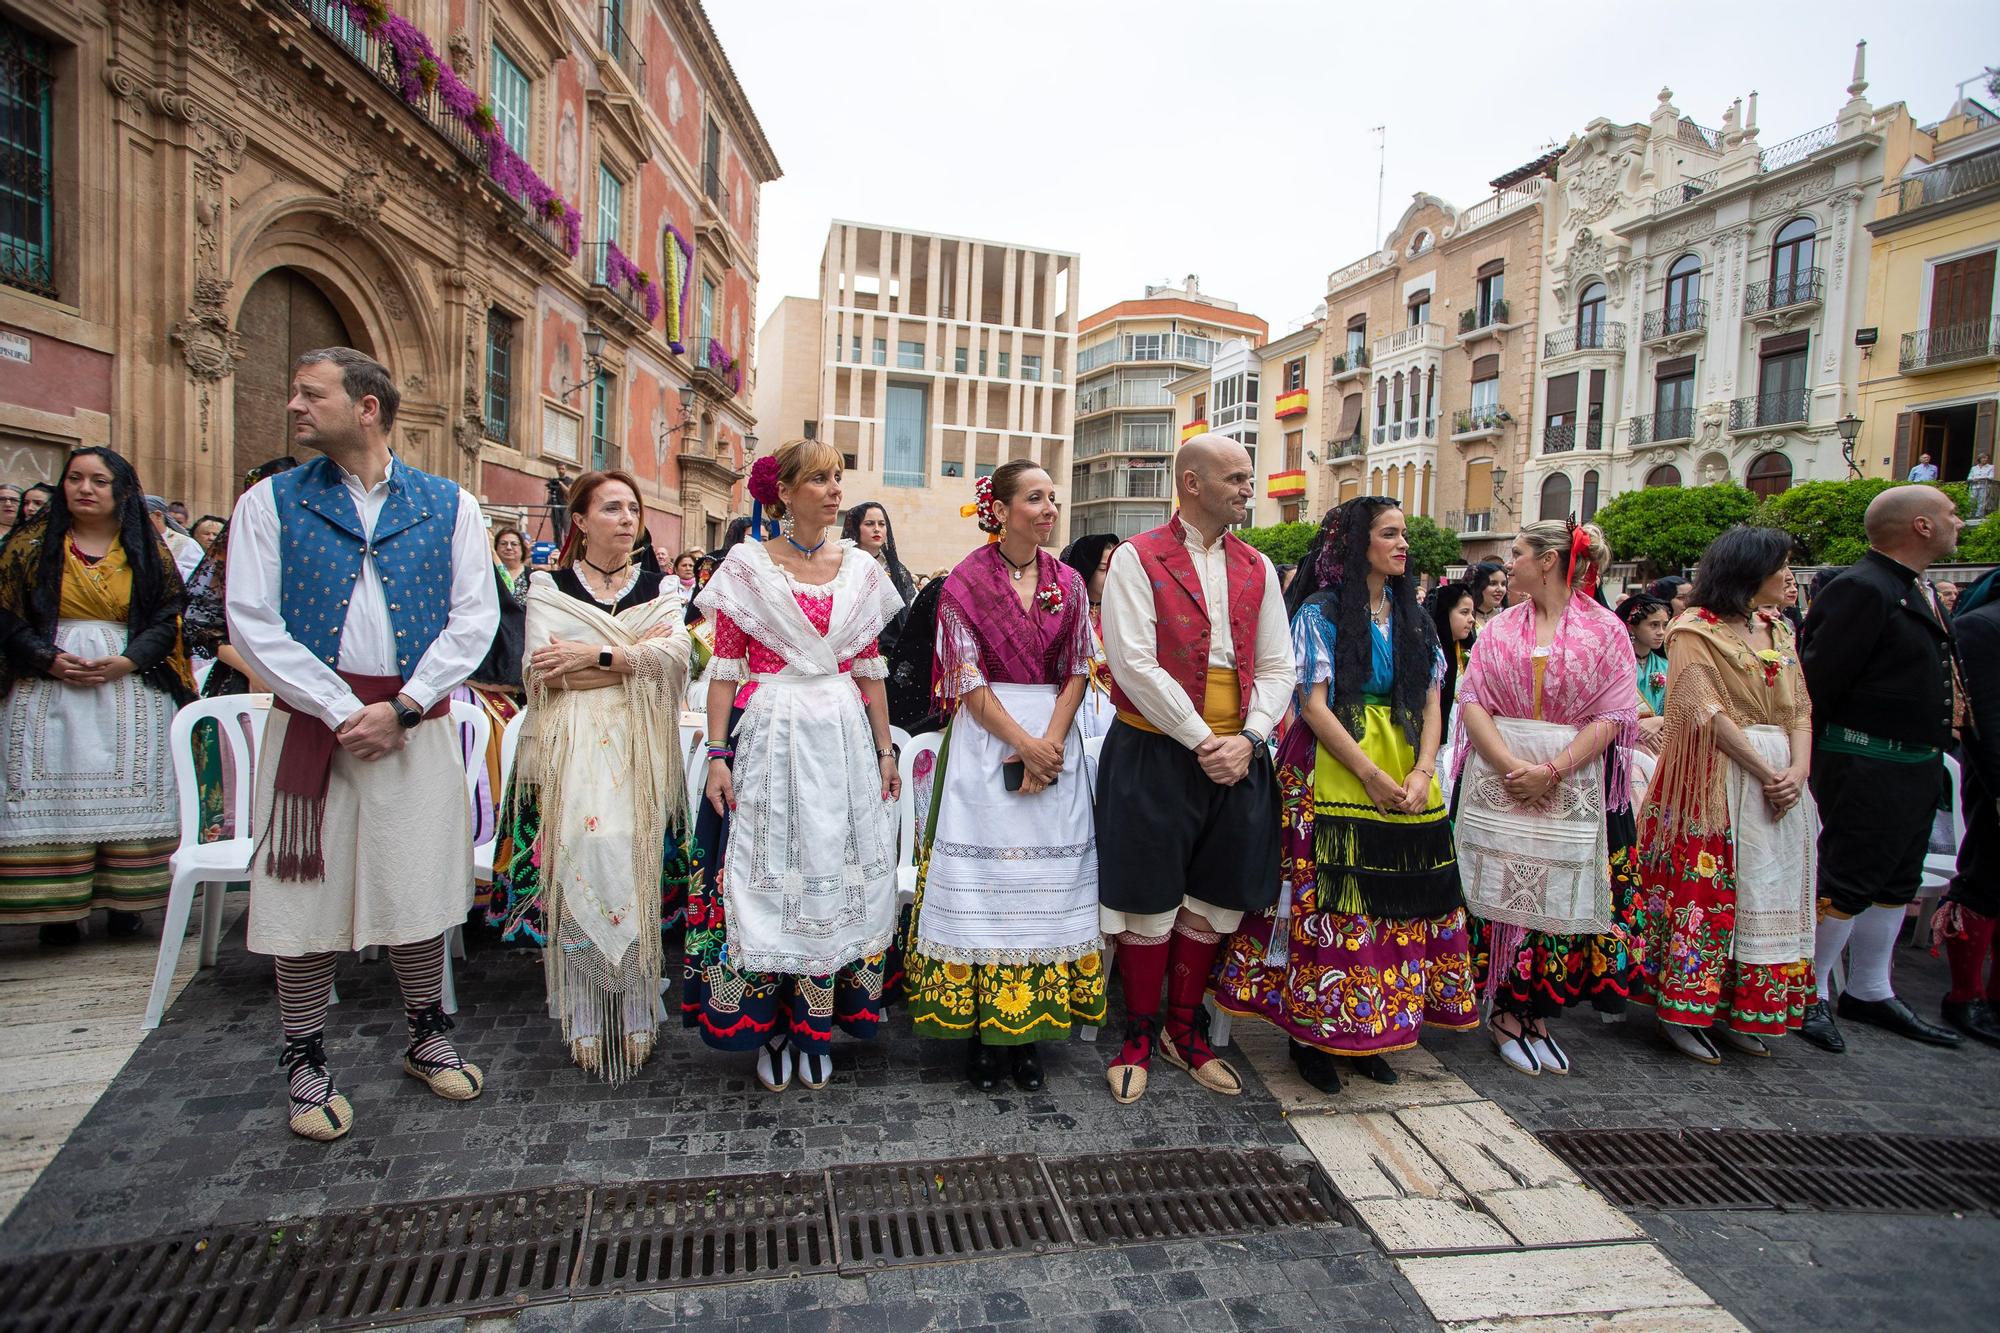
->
[595, 165, 623, 281]
[590, 371, 613, 470]
[1284, 430, 1303, 471]
[1192, 391, 1207, 421]
[1345, 324, 1366, 359]
[998, 351, 1012, 379]
[850, 334, 861, 364]
[1128, 333, 1163, 360]
[884, 382, 928, 485]
[489, 46, 532, 161]
[702, 114, 722, 203]
[484, 307, 515, 445]
[1586, 368, 1606, 448]
[1757, 332, 1809, 425]
[0, 17, 55, 298]
[1476, 269, 1505, 326]
[1408, 291, 1431, 327]
[1284, 358, 1306, 392]
[1022, 353, 1042, 382]
[897, 339, 923, 369]
[954, 346, 968, 374]
[697, 276, 717, 366]
[1655, 368, 1696, 439]
[872, 337, 886, 366]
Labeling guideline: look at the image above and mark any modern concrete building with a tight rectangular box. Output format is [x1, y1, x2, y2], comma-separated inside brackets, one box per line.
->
[1073, 278, 1266, 539]
[1317, 175, 1548, 560]
[1519, 49, 1891, 520]
[771, 221, 1080, 576]
[1856, 92, 2000, 486]
[0, 0, 774, 553]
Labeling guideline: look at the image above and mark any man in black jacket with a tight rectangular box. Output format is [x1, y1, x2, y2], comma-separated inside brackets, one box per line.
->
[1799, 484, 1965, 1051]
[1941, 570, 2000, 1045]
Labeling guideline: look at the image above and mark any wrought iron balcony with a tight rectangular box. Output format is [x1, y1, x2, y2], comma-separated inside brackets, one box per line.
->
[1900, 318, 2000, 373]
[599, 5, 647, 93]
[1544, 323, 1625, 358]
[1642, 301, 1708, 341]
[1459, 299, 1511, 334]
[1650, 172, 1718, 214]
[1453, 408, 1504, 438]
[1744, 269, 1823, 316]
[1728, 388, 1809, 431]
[1758, 123, 1839, 175]
[583, 243, 650, 329]
[1329, 431, 1365, 459]
[290, 0, 485, 166]
[1631, 408, 1695, 446]
[1889, 147, 2000, 217]
[1542, 421, 1601, 453]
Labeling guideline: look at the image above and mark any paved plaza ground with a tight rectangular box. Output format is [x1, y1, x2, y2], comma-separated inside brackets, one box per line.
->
[1, 910, 1995, 1330]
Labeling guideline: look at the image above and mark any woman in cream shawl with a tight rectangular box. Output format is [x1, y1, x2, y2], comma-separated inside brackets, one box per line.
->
[515, 471, 690, 1081]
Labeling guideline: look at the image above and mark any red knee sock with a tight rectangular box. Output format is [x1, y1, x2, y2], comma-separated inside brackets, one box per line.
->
[1164, 923, 1224, 1061]
[1113, 933, 1170, 1064]
[1944, 908, 1996, 1004]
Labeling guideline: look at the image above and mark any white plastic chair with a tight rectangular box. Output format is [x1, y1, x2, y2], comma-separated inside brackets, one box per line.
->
[476, 708, 529, 883]
[893, 727, 938, 910]
[1075, 731, 1110, 1044]
[144, 694, 271, 1030]
[680, 719, 708, 817]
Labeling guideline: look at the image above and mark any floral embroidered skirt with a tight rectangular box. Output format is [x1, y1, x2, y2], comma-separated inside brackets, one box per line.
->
[679, 715, 885, 1056]
[1468, 806, 1646, 1020]
[485, 779, 694, 947]
[1638, 829, 1815, 1034]
[1213, 728, 1477, 1056]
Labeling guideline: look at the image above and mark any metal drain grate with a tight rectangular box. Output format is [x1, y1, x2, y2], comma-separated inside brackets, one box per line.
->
[1540, 1128, 1774, 1210]
[1048, 1148, 1337, 1244]
[575, 1172, 835, 1294]
[0, 1225, 280, 1333]
[828, 1154, 1071, 1270]
[1540, 1128, 2000, 1216]
[264, 1186, 589, 1329]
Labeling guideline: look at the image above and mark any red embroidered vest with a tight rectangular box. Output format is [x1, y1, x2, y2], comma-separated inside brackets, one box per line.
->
[1106, 513, 1267, 723]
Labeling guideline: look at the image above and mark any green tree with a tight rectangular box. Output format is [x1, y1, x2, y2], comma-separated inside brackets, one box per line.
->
[1591, 482, 1761, 574]
[1404, 514, 1462, 577]
[1759, 478, 1975, 565]
[1960, 512, 2000, 564]
[1235, 521, 1318, 566]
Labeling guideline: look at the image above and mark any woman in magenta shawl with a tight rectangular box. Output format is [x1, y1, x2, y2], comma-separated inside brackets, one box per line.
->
[897, 462, 1106, 1093]
[1450, 520, 1642, 1076]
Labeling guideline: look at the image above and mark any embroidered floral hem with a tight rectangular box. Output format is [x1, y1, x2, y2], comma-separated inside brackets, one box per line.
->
[1637, 829, 1815, 1034]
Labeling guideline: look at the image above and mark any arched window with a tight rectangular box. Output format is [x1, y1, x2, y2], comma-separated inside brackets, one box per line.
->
[1581, 469, 1601, 521]
[1540, 471, 1572, 520]
[1645, 463, 1682, 488]
[1665, 254, 1701, 330]
[1770, 217, 1817, 308]
[1577, 282, 1607, 345]
[1746, 450, 1793, 499]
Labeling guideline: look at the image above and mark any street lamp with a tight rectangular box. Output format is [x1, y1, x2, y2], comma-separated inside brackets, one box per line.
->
[1836, 412, 1863, 479]
[557, 325, 610, 401]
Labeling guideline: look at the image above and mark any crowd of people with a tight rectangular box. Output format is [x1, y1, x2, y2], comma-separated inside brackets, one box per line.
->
[2, 348, 1994, 1146]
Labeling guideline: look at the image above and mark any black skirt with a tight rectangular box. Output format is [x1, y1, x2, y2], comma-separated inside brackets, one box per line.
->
[1093, 720, 1281, 918]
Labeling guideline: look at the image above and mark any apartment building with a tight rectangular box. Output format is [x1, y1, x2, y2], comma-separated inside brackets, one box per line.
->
[1857, 92, 2000, 485]
[1168, 322, 1324, 527]
[1519, 50, 1890, 521]
[1072, 278, 1267, 538]
[0, 1, 775, 553]
[1317, 177, 1547, 561]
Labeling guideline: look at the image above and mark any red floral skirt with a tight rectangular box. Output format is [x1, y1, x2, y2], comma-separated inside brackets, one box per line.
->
[1637, 829, 1814, 1035]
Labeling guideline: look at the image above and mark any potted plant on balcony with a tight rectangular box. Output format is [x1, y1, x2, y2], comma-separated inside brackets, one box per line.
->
[1330, 354, 1346, 374]
[1459, 309, 1478, 333]
[1492, 298, 1509, 323]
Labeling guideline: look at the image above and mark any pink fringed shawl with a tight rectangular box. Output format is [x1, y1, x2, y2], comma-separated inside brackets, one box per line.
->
[1450, 594, 1639, 812]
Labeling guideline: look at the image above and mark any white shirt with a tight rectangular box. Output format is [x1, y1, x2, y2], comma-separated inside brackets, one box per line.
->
[164, 528, 203, 582]
[1098, 522, 1295, 751]
[225, 457, 499, 730]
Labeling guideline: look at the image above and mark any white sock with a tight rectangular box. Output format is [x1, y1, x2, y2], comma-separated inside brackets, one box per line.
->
[1843, 905, 1904, 1002]
[1815, 914, 1857, 999]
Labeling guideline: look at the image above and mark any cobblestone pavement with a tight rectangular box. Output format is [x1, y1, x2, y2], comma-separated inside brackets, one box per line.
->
[1428, 938, 2000, 1332]
[0, 921, 1437, 1330]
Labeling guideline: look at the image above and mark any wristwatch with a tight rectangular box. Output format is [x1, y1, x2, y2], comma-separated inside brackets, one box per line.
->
[598, 647, 614, 668]
[391, 695, 423, 729]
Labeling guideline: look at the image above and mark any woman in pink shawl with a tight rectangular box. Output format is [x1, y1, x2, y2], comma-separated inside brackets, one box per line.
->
[1450, 520, 1641, 1076]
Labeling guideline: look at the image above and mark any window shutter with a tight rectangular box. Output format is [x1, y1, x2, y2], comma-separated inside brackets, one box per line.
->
[1545, 372, 1579, 417]
[1336, 393, 1363, 438]
[1464, 460, 1493, 511]
[1759, 330, 1809, 357]
[1476, 259, 1505, 279]
[1471, 353, 1500, 381]
[1347, 312, 1369, 330]
[1588, 369, 1606, 409]
[1655, 355, 1697, 380]
[1892, 410, 1915, 479]
[1975, 400, 1996, 462]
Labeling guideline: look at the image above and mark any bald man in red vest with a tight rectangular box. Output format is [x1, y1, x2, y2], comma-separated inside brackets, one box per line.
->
[1095, 435, 1295, 1102]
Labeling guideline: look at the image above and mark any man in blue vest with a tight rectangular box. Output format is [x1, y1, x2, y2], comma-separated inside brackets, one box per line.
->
[227, 347, 498, 1141]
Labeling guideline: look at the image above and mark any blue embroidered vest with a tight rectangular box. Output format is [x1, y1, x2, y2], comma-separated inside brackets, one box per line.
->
[271, 454, 462, 678]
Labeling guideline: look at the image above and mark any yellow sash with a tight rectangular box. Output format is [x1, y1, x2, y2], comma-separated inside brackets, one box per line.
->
[1116, 667, 1243, 737]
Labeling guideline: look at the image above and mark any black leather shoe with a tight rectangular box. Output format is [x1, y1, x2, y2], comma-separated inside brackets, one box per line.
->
[1290, 1039, 1342, 1093]
[967, 1040, 1004, 1091]
[1836, 993, 1964, 1047]
[1940, 999, 2000, 1049]
[1798, 998, 1845, 1053]
[37, 922, 81, 947]
[105, 910, 144, 939]
[1350, 1054, 1400, 1085]
[1010, 1043, 1045, 1091]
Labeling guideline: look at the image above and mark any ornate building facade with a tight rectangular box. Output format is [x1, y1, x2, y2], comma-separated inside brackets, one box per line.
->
[0, 0, 775, 551]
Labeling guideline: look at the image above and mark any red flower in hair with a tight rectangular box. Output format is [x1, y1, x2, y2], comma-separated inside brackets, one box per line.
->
[972, 474, 1004, 534]
[747, 455, 780, 507]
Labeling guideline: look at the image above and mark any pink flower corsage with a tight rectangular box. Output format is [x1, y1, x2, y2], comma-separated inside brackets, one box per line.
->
[1649, 671, 1667, 692]
[1035, 581, 1065, 616]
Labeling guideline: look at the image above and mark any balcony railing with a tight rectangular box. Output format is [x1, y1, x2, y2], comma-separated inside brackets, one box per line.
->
[1329, 431, 1365, 459]
[1076, 381, 1176, 414]
[1890, 147, 2000, 217]
[1454, 183, 1541, 233]
[1642, 301, 1708, 341]
[1650, 171, 1718, 214]
[1758, 122, 1839, 175]
[1329, 348, 1370, 379]
[292, 0, 486, 166]
[1728, 388, 1809, 431]
[1900, 318, 2000, 373]
[1453, 408, 1503, 436]
[1374, 322, 1445, 360]
[1076, 333, 1220, 375]
[583, 243, 650, 325]
[1544, 322, 1624, 358]
[1630, 408, 1695, 446]
[1744, 268, 1824, 316]
[1459, 299, 1511, 334]
[599, 5, 647, 92]
[1677, 118, 1723, 151]
[1447, 509, 1494, 534]
[1544, 423, 1576, 454]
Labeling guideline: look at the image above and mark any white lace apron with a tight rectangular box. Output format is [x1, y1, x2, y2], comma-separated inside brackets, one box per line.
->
[1724, 724, 1818, 966]
[1455, 716, 1612, 935]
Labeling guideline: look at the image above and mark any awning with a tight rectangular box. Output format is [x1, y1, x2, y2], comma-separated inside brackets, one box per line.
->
[1336, 393, 1363, 438]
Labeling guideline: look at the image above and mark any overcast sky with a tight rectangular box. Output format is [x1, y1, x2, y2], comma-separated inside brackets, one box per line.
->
[709, 1, 1992, 340]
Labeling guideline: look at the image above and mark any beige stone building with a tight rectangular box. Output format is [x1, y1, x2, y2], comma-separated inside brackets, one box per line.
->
[0, 0, 774, 553]
[1317, 178, 1548, 561]
[1167, 320, 1324, 528]
[757, 222, 1078, 577]
[1074, 278, 1266, 539]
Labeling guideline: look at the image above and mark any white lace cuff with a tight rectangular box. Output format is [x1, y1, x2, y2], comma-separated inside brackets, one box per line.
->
[851, 655, 888, 680]
[709, 657, 747, 681]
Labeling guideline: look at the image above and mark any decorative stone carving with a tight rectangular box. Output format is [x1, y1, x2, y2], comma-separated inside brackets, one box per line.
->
[1656, 210, 1717, 253]
[1752, 169, 1837, 221]
[331, 165, 389, 232]
[447, 31, 476, 77]
[1565, 153, 1627, 228]
[171, 310, 245, 382]
[405, 373, 428, 393]
[374, 272, 410, 323]
[1698, 452, 1730, 485]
